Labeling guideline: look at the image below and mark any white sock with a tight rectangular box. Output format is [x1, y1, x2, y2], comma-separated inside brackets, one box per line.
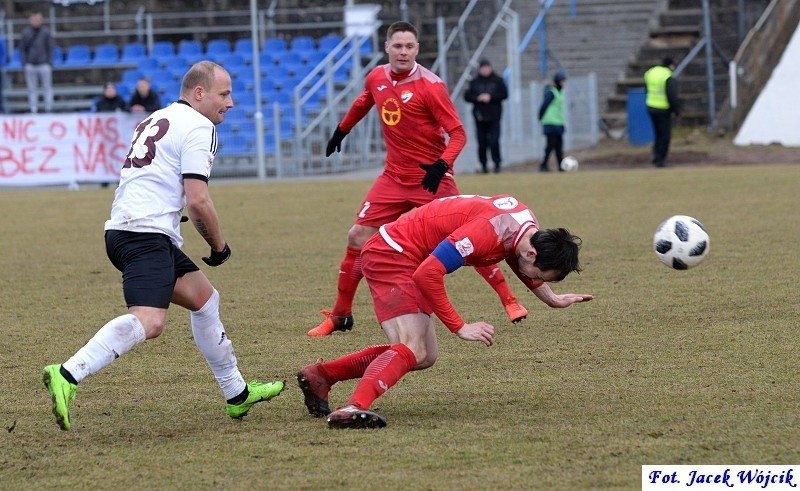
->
[191, 289, 246, 400]
[62, 314, 146, 383]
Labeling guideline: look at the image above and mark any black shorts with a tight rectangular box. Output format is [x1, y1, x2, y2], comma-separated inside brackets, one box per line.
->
[105, 230, 200, 308]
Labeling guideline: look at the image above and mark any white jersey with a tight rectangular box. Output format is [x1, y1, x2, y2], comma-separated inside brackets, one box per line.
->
[105, 101, 218, 248]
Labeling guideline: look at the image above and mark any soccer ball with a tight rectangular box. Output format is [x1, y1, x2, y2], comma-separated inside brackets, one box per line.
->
[560, 156, 579, 172]
[653, 215, 710, 270]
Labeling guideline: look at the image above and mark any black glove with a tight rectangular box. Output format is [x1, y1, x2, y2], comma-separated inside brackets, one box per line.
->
[419, 159, 449, 195]
[202, 243, 231, 267]
[325, 126, 349, 157]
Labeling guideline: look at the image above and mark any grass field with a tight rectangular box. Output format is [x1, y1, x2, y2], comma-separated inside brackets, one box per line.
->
[1, 164, 798, 489]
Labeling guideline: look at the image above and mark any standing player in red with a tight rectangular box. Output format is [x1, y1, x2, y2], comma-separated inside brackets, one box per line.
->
[309, 21, 527, 336]
[298, 194, 594, 428]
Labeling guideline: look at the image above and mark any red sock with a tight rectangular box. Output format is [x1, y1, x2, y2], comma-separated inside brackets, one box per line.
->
[319, 345, 390, 383]
[347, 343, 417, 410]
[474, 265, 516, 304]
[332, 247, 363, 316]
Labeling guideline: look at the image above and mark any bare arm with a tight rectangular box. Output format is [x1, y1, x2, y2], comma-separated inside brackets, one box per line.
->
[184, 178, 226, 252]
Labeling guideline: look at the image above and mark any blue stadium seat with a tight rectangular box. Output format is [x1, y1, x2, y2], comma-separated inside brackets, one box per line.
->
[231, 38, 253, 64]
[318, 33, 343, 52]
[157, 81, 182, 100]
[157, 55, 188, 70]
[235, 91, 256, 107]
[225, 107, 248, 122]
[121, 42, 147, 63]
[52, 46, 64, 66]
[231, 78, 246, 94]
[178, 40, 203, 62]
[63, 44, 92, 66]
[223, 54, 247, 72]
[93, 43, 120, 65]
[206, 39, 231, 58]
[7, 48, 21, 69]
[151, 41, 175, 58]
[290, 36, 315, 52]
[263, 37, 287, 53]
[121, 68, 144, 86]
[137, 57, 160, 73]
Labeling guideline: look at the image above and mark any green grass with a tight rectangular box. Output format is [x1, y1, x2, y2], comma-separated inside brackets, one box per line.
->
[1, 164, 798, 490]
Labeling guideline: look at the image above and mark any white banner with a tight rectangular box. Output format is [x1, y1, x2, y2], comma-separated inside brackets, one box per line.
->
[0, 112, 145, 187]
[643, 465, 798, 490]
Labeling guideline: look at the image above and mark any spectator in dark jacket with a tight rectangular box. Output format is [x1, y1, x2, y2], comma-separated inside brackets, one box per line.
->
[128, 78, 161, 114]
[19, 11, 54, 113]
[93, 82, 128, 112]
[464, 59, 508, 173]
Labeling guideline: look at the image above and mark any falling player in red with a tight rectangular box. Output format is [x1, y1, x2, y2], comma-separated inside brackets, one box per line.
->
[309, 21, 527, 336]
[298, 194, 594, 428]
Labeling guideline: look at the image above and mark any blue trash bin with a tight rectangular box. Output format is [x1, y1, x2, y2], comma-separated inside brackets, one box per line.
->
[627, 88, 653, 146]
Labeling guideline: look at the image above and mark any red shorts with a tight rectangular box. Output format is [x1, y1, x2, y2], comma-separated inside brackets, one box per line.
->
[354, 173, 459, 227]
[361, 233, 433, 324]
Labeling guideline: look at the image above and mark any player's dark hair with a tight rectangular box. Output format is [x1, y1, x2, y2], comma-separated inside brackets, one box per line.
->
[530, 228, 583, 281]
[386, 21, 418, 41]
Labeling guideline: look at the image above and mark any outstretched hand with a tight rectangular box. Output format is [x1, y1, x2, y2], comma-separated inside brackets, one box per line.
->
[455, 321, 496, 347]
[550, 293, 594, 308]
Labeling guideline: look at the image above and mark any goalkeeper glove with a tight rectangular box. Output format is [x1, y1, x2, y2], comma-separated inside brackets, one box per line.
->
[325, 126, 349, 157]
[419, 159, 449, 194]
[202, 243, 231, 267]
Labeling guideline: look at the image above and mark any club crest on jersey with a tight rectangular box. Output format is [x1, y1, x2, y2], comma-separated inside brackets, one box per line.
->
[401, 90, 413, 103]
[381, 98, 401, 126]
[454, 237, 474, 257]
[493, 197, 518, 210]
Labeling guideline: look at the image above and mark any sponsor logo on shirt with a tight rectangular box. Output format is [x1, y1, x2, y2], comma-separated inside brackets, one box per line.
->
[455, 237, 474, 257]
[377, 85, 387, 91]
[401, 90, 413, 103]
[493, 196, 518, 210]
[381, 98, 402, 126]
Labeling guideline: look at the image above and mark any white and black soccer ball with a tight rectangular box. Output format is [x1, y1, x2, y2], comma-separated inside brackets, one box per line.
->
[560, 156, 579, 172]
[653, 215, 710, 270]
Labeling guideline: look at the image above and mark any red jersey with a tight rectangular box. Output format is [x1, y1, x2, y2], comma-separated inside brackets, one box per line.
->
[373, 194, 544, 331]
[338, 63, 466, 185]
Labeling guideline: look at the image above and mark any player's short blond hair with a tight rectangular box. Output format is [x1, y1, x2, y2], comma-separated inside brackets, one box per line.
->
[181, 61, 225, 96]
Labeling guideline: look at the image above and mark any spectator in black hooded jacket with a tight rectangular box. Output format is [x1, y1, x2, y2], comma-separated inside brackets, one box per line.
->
[464, 59, 508, 173]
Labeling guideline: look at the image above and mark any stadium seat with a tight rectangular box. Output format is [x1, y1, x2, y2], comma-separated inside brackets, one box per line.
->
[230, 38, 252, 64]
[223, 54, 247, 72]
[93, 43, 120, 65]
[235, 91, 256, 107]
[157, 55, 188, 70]
[63, 44, 92, 66]
[151, 41, 175, 58]
[178, 40, 203, 62]
[137, 57, 160, 73]
[7, 48, 21, 69]
[52, 46, 64, 66]
[263, 37, 287, 53]
[120, 42, 147, 63]
[121, 68, 144, 86]
[206, 39, 231, 58]
[290, 36, 315, 52]
[318, 34, 343, 52]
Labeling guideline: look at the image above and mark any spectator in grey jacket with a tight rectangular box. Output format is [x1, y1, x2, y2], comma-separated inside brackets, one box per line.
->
[19, 11, 54, 113]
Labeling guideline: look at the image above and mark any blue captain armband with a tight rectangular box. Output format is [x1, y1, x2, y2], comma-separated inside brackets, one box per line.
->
[431, 240, 465, 273]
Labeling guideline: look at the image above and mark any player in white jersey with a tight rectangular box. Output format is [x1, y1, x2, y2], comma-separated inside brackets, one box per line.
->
[42, 61, 284, 431]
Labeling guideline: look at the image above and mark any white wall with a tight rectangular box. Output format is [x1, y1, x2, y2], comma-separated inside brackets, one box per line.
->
[735, 24, 800, 147]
